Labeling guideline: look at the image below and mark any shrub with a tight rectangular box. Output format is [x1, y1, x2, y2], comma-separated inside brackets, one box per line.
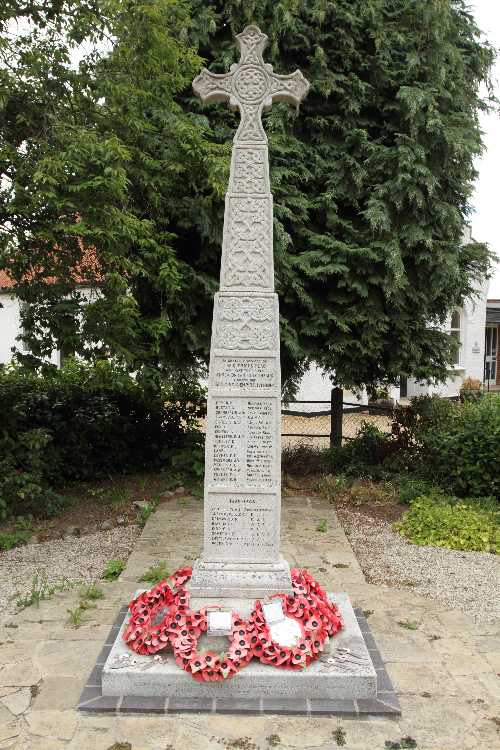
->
[419, 395, 500, 499]
[316, 474, 349, 502]
[394, 475, 438, 506]
[390, 395, 500, 500]
[0, 360, 205, 519]
[345, 479, 397, 506]
[328, 422, 396, 477]
[396, 492, 499, 553]
[0, 429, 66, 520]
[460, 377, 483, 403]
[282, 444, 331, 475]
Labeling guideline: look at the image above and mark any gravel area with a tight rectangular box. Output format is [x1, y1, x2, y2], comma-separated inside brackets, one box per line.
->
[338, 507, 500, 623]
[0, 525, 140, 621]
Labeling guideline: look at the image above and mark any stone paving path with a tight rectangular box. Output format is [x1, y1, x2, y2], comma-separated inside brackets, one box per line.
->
[0, 493, 498, 749]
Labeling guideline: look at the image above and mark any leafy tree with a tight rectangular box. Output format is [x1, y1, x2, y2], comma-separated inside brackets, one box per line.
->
[0, 0, 227, 380]
[0, 0, 495, 391]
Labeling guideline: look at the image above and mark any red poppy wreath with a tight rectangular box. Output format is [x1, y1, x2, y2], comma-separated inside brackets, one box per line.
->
[123, 565, 343, 681]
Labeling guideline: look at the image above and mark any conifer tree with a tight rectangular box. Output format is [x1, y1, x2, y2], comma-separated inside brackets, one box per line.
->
[0, 1, 495, 390]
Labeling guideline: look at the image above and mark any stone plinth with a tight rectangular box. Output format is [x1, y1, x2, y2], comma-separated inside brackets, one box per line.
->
[102, 593, 376, 700]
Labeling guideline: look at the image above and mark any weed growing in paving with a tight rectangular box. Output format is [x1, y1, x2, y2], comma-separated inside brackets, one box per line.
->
[67, 606, 85, 628]
[80, 584, 104, 600]
[397, 619, 419, 631]
[66, 582, 105, 627]
[266, 735, 281, 747]
[316, 519, 328, 533]
[385, 738, 417, 749]
[137, 494, 161, 528]
[15, 574, 78, 610]
[102, 559, 125, 581]
[139, 561, 169, 586]
[332, 725, 346, 746]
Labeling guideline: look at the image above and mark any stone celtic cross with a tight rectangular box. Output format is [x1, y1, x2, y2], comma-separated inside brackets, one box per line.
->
[189, 26, 309, 600]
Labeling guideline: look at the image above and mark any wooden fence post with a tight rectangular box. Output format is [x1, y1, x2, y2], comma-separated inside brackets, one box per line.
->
[330, 387, 343, 448]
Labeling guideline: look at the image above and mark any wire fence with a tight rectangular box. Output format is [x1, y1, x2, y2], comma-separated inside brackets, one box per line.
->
[198, 390, 394, 448]
[281, 393, 394, 448]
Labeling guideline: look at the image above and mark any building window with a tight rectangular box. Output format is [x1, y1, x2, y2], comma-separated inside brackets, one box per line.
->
[449, 309, 462, 366]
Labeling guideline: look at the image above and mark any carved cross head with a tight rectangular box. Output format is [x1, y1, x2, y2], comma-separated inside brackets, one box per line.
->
[193, 25, 310, 144]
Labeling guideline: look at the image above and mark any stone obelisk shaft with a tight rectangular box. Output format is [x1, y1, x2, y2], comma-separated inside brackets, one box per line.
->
[189, 26, 309, 597]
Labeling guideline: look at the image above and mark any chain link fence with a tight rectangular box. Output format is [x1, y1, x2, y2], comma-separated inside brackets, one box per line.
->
[282, 391, 393, 449]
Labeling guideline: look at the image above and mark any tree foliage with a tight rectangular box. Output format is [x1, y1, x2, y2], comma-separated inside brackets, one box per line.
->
[0, 0, 495, 390]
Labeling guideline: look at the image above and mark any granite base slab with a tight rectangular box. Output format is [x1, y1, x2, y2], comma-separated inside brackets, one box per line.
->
[100, 594, 375, 700]
[78, 600, 399, 715]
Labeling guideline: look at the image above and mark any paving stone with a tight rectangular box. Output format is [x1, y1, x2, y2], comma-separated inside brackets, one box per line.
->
[26, 709, 78, 740]
[0, 660, 41, 689]
[19, 737, 68, 750]
[386, 663, 453, 696]
[31, 676, 83, 711]
[446, 654, 492, 676]
[0, 687, 31, 716]
[0, 719, 23, 744]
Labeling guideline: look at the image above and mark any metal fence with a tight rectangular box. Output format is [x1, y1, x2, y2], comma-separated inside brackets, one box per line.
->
[281, 388, 394, 448]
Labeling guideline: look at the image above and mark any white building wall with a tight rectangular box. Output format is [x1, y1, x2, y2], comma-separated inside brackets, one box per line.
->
[0, 293, 22, 365]
[0, 291, 61, 367]
[289, 363, 367, 412]
[405, 276, 488, 399]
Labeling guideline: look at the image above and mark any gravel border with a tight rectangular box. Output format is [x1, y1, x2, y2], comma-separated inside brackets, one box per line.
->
[0, 526, 140, 622]
[338, 507, 500, 623]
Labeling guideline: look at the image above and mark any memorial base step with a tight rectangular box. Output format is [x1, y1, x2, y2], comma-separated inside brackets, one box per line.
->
[187, 556, 293, 599]
[100, 593, 377, 701]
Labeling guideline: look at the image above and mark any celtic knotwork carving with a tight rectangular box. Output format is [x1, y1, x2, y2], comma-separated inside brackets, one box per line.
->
[222, 197, 271, 289]
[214, 297, 277, 350]
[193, 25, 309, 146]
[234, 66, 268, 102]
[233, 149, 267, 194]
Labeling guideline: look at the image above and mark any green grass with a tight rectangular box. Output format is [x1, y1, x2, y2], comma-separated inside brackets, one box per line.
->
[316, 519, 328, 533]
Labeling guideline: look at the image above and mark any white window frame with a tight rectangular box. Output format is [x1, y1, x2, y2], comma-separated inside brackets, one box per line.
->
[449, 308, 463, 368]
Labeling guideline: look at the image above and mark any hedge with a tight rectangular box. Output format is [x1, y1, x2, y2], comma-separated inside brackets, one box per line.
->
[0, 360, 205, 519]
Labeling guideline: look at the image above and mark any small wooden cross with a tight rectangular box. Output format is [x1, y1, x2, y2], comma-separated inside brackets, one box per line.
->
[193, 25, 309, 144]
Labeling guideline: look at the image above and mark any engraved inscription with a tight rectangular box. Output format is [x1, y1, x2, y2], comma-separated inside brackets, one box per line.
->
[223, 197, 271, 288]
[212, 399, 244, 485]
[210, 397, 276, 487]
[214, 296, 277, 350]
[206, 493, 277, 560]
[214, 356, 276, 391]
[247, 399, 274, 485]
[233, 148, 267, 194]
